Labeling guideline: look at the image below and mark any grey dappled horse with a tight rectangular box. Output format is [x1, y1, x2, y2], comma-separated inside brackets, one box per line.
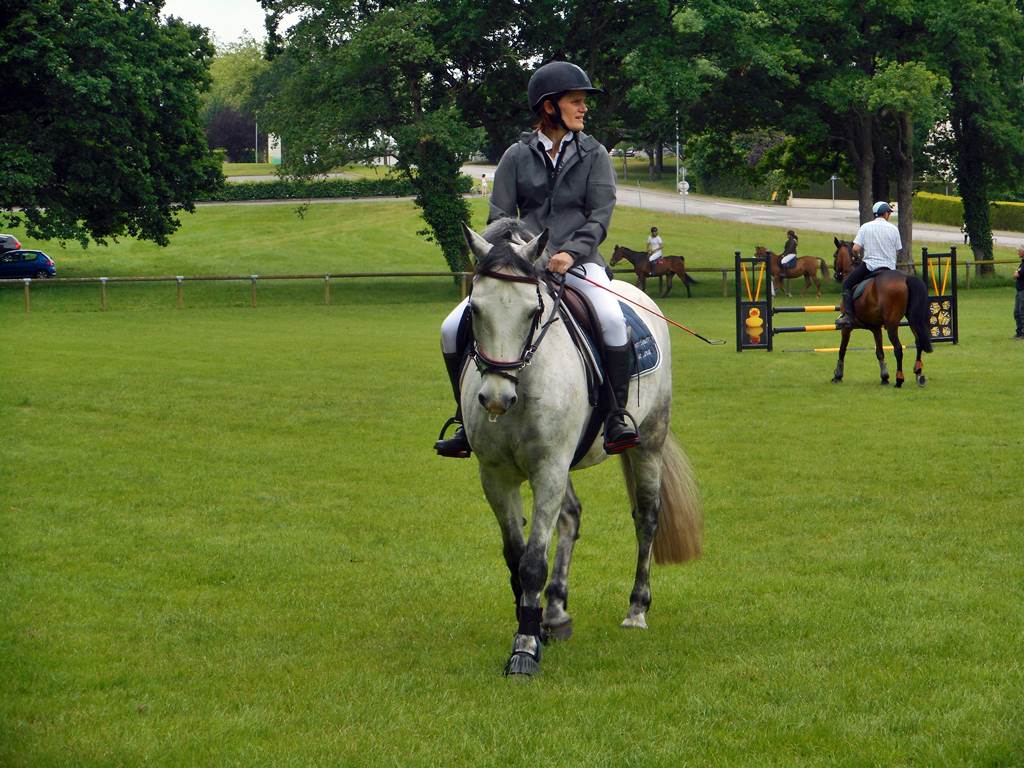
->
[460, 219, 703, 677]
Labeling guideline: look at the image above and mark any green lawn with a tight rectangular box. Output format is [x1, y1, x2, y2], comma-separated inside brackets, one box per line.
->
[2, 279, 1022, 765]
[4, 199, 1020, 287]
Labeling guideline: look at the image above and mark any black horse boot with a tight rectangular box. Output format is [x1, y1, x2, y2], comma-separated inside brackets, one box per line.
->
[603, 343, 641, 454]
[434, 352, 471, 458]
[837, 290, 855, 328]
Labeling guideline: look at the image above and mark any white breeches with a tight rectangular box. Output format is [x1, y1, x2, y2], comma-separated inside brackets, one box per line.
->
[648, 250, 663, 263]
[440, 262, 628, 355]
[565, 263, 628, 347]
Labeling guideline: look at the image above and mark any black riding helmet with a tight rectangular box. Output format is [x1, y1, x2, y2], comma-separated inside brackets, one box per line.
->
[527, 61, 604, 114]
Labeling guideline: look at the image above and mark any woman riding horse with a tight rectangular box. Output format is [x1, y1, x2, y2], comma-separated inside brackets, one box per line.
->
[435, 61, 640, 458]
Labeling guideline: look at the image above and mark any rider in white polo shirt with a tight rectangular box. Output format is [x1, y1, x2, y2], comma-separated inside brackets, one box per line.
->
[837, 201, 903, 327]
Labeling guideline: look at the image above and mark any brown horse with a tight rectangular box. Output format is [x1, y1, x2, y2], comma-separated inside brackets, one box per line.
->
[610, 245, 696, 298]
[832, 238, 932, 387]
[754, 245, 829, 298]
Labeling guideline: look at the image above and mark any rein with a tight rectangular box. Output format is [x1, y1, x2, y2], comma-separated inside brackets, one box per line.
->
[471, 269, 566, 383]
[568, 268, 726, 345]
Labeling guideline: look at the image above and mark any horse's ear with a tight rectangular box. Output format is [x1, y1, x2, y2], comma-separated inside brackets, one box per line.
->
[462, 222, 492, 262]
[513, 228, 549, 263]
[834, 237, 841, 248]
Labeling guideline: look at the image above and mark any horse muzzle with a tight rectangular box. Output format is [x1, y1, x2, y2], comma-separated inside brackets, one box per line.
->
[478, 377, 518, 418]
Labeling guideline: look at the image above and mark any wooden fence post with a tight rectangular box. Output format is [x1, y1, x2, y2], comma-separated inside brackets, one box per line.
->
[176, 276, 184, 309]
[721, 269, 728, 297]
[100, 277, 108, 311]
[23, 278, 30, 314]
[250, 275, 258, 308]
[324, 275, 331, 305]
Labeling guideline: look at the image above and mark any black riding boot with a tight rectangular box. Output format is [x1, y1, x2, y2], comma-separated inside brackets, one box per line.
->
[837, 290, 855, 328]
[603, 343, 641, 454]
[434, 351, 471, 458]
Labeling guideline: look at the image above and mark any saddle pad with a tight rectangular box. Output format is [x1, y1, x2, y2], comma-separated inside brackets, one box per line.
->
[622, 303, 661, 377]
[853, 278, 873, 301]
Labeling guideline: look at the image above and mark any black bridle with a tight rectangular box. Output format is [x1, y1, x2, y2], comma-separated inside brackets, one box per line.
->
[470, 270, 565, 385]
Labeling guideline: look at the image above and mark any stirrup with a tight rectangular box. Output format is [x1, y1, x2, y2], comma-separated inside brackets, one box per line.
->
[603, 409, 640, 454]
[434, 417, 471, 458]
[837, 312, 854, 328]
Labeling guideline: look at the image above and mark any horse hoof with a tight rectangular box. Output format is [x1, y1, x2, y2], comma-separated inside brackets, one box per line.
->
[831, 376, 843, 384]
[895, 379, 904, 389]
[542, 618, 573, 642]
[880, 378, 889, 385]
[503, 652, 540, 677]
[917, 375, 927, 387]
[620, 614, 648, 630]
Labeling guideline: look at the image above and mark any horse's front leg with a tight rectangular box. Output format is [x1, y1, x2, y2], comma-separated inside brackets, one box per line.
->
[543, 480, 581, 641]
[873, 327, 889, 385]
[832, 327, 852, 383]
[662, 273, 673, 298]
[619, 447, 663, 629]
[505, 465, 569, 677]
[480, 467, 526, 619]
[887, 325, 905, 387]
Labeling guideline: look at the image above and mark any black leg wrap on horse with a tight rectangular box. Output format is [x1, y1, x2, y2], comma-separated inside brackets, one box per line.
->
[517, 606, 543, 637]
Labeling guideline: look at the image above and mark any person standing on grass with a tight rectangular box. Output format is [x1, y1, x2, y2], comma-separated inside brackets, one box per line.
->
[647, 226, 663, 265]
[480, 173, 489, 197]
[434, 60, 641, 459]
[1014, 247, 1024, 339]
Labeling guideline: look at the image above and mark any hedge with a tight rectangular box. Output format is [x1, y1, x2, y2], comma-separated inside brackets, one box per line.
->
[197, 175, 473, 202]
[913, 191, 1024, 232]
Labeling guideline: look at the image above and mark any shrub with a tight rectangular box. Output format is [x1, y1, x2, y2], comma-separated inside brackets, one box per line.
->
[914, 191, 1024, 231]
[197, 175, 473, 202]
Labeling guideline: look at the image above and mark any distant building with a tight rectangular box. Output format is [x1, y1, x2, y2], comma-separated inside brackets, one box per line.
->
[268, 134, 282, 165]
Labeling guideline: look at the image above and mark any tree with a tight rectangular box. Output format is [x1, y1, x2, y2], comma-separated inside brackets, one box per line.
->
[925, 0, 1024, 268]
[0, 0, 222, 246]
[203, 36, 270, 162]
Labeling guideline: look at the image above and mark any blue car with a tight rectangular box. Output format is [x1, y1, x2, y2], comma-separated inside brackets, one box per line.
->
[0, 250, 56, 279]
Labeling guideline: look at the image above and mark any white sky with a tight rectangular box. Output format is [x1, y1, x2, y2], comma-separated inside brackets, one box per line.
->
[161, 0, 295, 46]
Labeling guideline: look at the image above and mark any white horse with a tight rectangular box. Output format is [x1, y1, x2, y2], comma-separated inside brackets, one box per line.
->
[459, 220, 703, 677]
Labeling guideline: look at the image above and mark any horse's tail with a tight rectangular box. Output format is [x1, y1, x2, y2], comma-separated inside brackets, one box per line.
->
[683, 271, 697, 285]
[819, 258, 829, 279]
[906, 275, 933, 354]
[621, 432, 703, 564]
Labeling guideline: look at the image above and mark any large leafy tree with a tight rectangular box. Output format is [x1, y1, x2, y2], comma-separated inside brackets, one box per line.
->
[0, 0, 222, 246]
[203, 37, 270, 162]
[925, 0, 1024, 267]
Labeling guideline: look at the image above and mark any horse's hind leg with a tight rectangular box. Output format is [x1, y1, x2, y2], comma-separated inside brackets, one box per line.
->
[887, 325, 905, 387]
[662, 274, 672, 298]
[543, 480, 581, 641]
[914, 347, 926, 387]
[619, 446, 664, 630]
[873, 328, 889, 385]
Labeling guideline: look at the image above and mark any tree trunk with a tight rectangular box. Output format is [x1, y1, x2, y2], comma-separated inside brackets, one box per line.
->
[872, 129, 890, 207]
[648, 146, 656, 181]
[850, 113, 874, 224]
[894, 112, 915, 272]
[655, 143, 664, 174]
[951, 104, 994, 274]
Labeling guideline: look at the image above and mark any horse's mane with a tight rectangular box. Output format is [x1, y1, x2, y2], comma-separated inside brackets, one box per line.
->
[475, 218, 542, 277]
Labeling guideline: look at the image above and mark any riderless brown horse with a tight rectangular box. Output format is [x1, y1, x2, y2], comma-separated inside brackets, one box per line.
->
[610, 245, 696, 298]
[832, 238, 932, 387]
[754, 245, 829, 298]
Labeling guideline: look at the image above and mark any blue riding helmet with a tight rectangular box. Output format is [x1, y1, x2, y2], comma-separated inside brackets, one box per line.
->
[872, 201, 893, 216]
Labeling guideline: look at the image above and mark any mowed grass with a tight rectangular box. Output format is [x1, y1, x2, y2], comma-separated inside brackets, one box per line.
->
[2, 255, 1023, 766]
[5, 198, 1021, 287]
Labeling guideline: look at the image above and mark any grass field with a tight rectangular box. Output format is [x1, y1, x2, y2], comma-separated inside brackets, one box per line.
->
[2, 204, 1023, 766]
[3, 199, 1020, 287]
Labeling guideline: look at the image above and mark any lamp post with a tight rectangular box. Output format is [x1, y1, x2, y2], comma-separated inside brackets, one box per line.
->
[830, 174, 838, 208]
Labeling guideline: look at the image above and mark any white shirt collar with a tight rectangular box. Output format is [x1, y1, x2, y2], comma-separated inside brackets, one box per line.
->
[536, 130, 575, 152]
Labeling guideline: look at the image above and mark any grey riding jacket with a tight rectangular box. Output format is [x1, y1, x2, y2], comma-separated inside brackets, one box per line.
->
[487, 131, 616, 268]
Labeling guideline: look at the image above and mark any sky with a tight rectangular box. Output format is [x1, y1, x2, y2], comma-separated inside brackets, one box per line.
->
[161, 0, 292, 46]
